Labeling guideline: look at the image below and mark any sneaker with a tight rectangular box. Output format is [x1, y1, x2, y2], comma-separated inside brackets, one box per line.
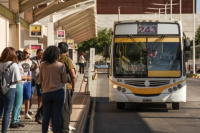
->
[37, 119, 42, 124]
[17, 123, 25, 127]
[69, 125, 76, 131]
[19, 115, 21, 119]
[35, 118, 42, 124]
[48, 126, 52, 131]
[25, 114, 32, 119]
[28, 110, 34, 115]
[9, 124, 20, 129]
[20, 110, 24, 115]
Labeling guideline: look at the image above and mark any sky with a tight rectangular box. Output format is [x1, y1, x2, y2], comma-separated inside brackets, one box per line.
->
[197, 0, 200, 14]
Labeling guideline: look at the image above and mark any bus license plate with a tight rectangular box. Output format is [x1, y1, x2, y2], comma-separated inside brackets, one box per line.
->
[143, 99, 152, 102]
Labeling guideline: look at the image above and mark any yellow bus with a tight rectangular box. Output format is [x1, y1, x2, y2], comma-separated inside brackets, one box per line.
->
[108, 20, 190, 110]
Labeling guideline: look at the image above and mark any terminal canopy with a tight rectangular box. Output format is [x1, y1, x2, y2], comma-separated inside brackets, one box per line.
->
[0, 0, 97, 43]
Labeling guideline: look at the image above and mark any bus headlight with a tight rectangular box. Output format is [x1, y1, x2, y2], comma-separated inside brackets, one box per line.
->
[168, 88, 173, 93]
[117, 86, 122, 91]
[173, 86, 177, 91]
[177, 84, 182, 89]
[122, 88, 126, 92]
[113, 84, 118, 89]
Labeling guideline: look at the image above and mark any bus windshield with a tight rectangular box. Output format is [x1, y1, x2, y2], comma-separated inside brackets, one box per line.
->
[114, 38, 181, 78]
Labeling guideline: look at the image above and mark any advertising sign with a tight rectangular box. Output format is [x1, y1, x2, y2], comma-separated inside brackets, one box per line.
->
[29, 44, 43, 57]
[29, 25, 43, 37]
[72, 43, 77, 49]
[57, 30, 65, 38]
[67, 39, 74, 48]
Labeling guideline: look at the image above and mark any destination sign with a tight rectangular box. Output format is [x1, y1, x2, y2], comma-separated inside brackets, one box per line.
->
[138, 24, 157, 34]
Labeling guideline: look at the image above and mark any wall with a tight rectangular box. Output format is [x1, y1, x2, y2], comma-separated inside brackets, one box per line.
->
[97, 14, 200, 39]
[97, 0, 194, 14]
[0, 17, 8, 54]
[21, 29, 38, 51]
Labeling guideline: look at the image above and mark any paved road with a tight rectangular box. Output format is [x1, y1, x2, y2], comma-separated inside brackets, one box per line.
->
[93, 75, 200, 133]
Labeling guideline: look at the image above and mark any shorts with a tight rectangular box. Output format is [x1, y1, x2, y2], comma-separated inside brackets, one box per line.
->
[36, 84, 42, 97]
[31, 86, 35, 94]
[23, 82, 31, 100]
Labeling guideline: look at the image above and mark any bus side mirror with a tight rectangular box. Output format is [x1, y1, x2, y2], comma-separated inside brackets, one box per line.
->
[184, 38, 191, 51]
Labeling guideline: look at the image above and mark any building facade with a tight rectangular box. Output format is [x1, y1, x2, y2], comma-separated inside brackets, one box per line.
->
[97, 0, 194, 14]
[96, 0, 200, 39]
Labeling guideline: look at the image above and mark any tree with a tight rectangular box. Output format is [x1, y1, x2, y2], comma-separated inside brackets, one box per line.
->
[195, 25, 200, 45]
[77, 28, 112, 61]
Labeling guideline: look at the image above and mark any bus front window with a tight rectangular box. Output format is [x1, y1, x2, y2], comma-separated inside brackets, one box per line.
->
[148, 42, 181, 70]
[114, 42, 147, 77]
[147, 42, 181, 77]
[113, 39, 181, 78]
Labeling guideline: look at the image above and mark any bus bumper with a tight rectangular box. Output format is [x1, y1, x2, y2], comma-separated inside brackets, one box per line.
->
[109, 86, 186, 103]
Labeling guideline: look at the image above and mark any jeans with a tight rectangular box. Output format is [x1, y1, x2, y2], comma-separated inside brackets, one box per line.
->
[42, 89, 64, 133]
[0, 88, 16, 133]
[79, 63, 84, 74]
[36, 84, 42, 96]
[32, 84, 42, 96]
[11, 83, 23, 124]
[61, 89, 73, 133]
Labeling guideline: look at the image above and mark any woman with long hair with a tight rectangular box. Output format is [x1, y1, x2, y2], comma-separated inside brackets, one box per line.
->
[78, 52, 87, 74]
[39, 46, 67, 133]
[0, 47, 21, 133]
[10, 50, 32, 128]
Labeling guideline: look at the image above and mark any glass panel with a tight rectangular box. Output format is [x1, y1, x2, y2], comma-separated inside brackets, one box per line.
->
[147, 42, 181, 75]
[113, 38, 181, 78]
[157, 24, 179, 34]
[115, 24, 138, 35]
[114, 41, 147, 77]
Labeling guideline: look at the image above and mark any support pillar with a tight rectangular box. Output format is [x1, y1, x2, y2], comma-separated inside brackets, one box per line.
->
[9, 0, 20, 50]
[47, 15, 54, 46]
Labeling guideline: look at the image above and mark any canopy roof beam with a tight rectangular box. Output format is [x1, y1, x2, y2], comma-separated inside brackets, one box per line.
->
[33, 0, 88, 22]
[19, 0, 46, 13]
[70, 28, 94, 38]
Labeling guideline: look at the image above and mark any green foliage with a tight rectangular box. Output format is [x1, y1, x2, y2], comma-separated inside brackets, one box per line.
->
[195, 26, 200, 45]
[77, 28, 112, 56]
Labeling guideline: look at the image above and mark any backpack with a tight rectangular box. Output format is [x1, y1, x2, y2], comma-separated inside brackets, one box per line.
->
[0, 63, 13, 96]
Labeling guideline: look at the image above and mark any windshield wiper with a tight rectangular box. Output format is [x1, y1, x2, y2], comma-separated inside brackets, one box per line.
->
[152, 35, 165, 50]
[128, 35, 146, 51]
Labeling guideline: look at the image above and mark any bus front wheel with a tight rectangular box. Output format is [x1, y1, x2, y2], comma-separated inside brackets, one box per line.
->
[172, 102, 179, 110]
[117, 102, 125, 109]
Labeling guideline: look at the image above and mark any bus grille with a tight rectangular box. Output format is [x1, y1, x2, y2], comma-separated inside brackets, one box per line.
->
[125, 80, 170, 87]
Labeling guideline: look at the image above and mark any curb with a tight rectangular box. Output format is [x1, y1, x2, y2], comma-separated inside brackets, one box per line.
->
[89, 99, 96, 133]
[186, 74, 200, 78]
[76, 95, 91, 133]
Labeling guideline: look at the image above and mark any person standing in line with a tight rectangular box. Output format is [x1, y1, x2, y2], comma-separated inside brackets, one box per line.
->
[30, 49, 43, 124]
[0, 47, 21, 133]
[9, 50, 32, 128]
[21, 48, 33, 119]
[78, 52, 87, 74]
[58, 42, 76, 133]
[39, 46, 67, 133]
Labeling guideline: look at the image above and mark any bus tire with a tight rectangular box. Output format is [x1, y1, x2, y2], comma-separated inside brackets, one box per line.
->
[172, 102, 179, 110]
[117, 102, 125, 109]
